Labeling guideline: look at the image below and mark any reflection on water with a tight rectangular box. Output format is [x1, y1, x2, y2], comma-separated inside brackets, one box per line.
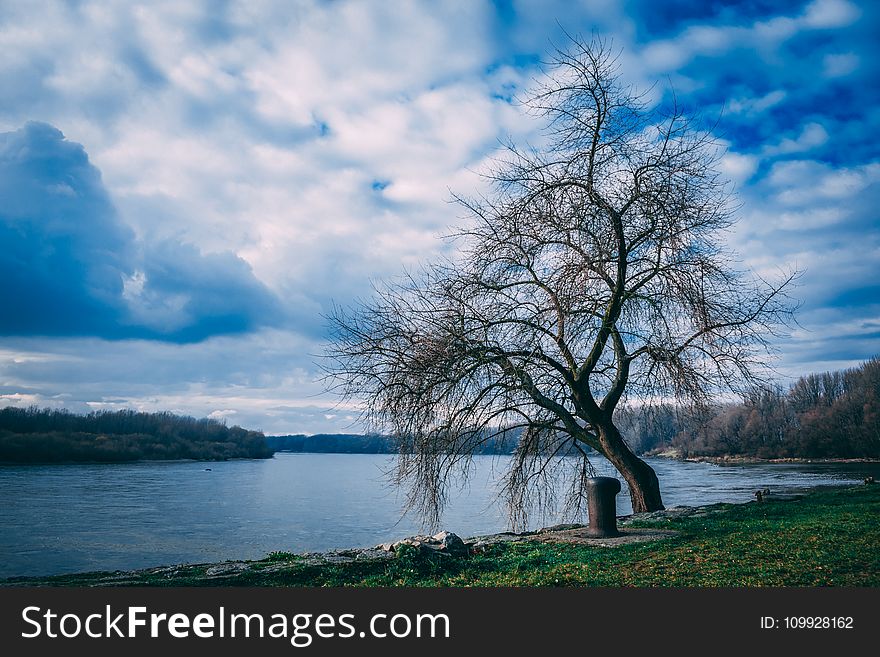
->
[1, 453, 877, 578]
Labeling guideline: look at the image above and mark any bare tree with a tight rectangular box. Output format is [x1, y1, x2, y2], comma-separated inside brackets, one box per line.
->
[325, 36, 796, 524]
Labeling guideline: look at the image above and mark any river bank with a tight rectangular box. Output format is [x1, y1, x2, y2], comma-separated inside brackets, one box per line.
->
[5, 483, 877, 587]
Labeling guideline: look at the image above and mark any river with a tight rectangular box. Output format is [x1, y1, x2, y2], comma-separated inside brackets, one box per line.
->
[1, 453, 877, 578]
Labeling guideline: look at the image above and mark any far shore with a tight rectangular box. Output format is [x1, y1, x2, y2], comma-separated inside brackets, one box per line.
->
[648, 447, 880, 465]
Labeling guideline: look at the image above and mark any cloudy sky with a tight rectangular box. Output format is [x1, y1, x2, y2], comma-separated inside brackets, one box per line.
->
[1, 0, 878, 434]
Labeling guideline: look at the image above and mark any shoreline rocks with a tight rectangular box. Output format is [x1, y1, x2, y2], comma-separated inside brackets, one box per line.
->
[381, 530, 469, 557]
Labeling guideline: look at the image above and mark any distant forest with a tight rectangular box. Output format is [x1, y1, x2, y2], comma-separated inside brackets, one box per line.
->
[618, 357, 880, 459]
[266, 433, 518, 455]
[0, 407, 272, 463]
[267, 433, 395, 454]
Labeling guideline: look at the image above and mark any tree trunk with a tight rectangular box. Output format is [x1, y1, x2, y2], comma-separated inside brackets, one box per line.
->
[598, 423, 664, 512]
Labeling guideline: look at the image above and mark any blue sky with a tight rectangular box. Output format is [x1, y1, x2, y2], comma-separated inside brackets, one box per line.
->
[1, 0, 877, 434]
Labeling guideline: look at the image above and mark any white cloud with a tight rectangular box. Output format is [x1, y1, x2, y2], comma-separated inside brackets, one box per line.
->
[0, 392, 44, 406]
[719, 151, 758, 185]
[822, 52, 859, 77]
[208, 409, 238, 420]
[44, 52, 136, 98]
[777, 207, 845, 230]
[763, 122, 829, 156]
[727, 90, 787, 115]
[801, 0, 861, 29]
[237, 1, 493, 127]
[635, 0, 862, 74]
[767, 160, 880, 205]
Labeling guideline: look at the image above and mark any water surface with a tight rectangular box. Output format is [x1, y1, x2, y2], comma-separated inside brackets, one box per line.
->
[1, 453, 877, 578]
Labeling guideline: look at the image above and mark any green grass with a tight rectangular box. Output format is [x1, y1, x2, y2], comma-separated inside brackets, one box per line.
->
[6, 485, 879, 587]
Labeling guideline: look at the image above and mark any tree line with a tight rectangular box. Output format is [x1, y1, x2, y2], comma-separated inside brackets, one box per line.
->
[266, 432, 522, 455]
[617, 357, 880, 459]
[266, 433, 397, 454]
[0, 407, 273, 463]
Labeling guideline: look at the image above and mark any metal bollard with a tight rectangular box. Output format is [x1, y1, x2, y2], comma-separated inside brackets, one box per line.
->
[585, 477, 622, 538]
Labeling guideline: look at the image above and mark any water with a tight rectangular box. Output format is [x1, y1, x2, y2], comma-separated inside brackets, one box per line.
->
[1, 453, 877, 578]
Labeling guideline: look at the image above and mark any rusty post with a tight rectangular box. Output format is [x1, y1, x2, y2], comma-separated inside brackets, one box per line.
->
[585, 477, 622, 538]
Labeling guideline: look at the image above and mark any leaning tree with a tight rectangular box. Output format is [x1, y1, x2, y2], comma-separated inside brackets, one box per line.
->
[326, 37, 795, 523]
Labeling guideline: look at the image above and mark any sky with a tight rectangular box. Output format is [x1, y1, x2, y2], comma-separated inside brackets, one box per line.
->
[1, 0, 878, 435]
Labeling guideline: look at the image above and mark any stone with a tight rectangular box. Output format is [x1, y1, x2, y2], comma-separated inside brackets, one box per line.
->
[432, 531, 468, 556]
[205, 562, 250, 576]
[355, 548, 395, 561]
[387, 530, 469, 557]
[391, 536, 433, 554]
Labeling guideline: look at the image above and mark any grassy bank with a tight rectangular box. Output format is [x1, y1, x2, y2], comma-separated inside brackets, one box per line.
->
[5, 485, 878, 587]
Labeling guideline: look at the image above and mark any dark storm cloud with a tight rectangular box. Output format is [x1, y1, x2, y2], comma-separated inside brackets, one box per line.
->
[0, 122, 135, 336]
[0, 122, 282, 342]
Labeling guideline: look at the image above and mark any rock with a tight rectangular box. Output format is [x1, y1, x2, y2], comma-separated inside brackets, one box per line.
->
[205, 562, 250, 576]
[388, 530, 468, 557]
[432, 531, 467, 556]
[619, 505, 707, 525]
[355, 548, 395, 561]
[391, 536, 432, 554]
